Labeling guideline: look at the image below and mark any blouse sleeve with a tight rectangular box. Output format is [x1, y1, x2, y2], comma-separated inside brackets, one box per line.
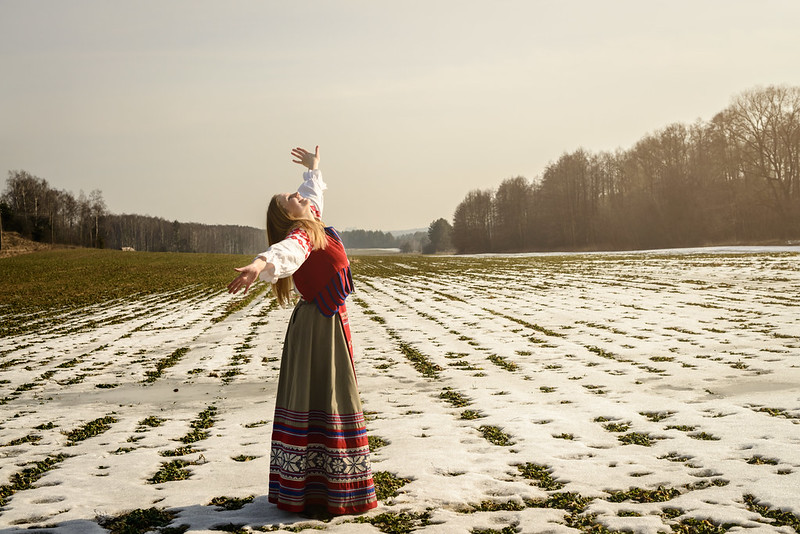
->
[255, 228, 312, 284]
[296, 169, 327, 218]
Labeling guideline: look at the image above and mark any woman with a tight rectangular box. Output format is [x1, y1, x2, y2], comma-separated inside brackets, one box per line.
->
[227, 146, 378, 515]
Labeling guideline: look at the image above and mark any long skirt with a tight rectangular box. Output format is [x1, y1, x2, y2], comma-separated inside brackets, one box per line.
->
[268, 300, 378, 514]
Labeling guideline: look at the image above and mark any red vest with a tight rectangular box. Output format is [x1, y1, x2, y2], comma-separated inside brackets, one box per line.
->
[293, 227, 354, 317]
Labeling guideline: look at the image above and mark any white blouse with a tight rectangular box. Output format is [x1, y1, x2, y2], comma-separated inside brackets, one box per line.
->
[256, 169, 327, 284]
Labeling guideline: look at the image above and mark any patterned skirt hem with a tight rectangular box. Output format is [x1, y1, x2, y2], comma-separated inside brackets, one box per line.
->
[268, 495, 378, 515]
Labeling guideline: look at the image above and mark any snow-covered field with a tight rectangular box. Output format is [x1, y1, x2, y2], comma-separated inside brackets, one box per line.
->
[1, 250, 799, 533]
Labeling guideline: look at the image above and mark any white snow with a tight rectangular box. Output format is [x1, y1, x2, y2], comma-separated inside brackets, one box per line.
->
[1, 249, 799, 533]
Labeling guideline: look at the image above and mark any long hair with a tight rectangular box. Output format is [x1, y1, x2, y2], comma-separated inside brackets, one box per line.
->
[266, 195, 327, 306]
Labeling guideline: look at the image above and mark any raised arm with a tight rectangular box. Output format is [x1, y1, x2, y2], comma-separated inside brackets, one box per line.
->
[291, 146, 319, 171]
[292, 146, 327, 218]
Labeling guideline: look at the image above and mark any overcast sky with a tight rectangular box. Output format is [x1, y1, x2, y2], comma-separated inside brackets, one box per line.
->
[2, 1, 799, 232]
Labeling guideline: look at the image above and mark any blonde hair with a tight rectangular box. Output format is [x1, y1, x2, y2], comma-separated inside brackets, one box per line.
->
[266, 195, 327, 306]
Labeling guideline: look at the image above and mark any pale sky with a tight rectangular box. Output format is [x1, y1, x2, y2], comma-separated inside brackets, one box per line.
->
[2, 1, 799, 232]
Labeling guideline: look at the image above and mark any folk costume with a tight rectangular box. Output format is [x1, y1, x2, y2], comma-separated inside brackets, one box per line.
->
[256, 170, 377, 515]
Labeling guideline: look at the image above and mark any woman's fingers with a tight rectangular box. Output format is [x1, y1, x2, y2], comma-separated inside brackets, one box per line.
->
[229, 268, 245, 292]
[227, 276, 242, 293]
[228, 268, 255, 294]
[291, 147, 318, 168]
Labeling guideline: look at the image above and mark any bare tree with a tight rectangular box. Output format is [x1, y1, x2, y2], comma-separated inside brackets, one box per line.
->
[452, 189, 494, 253]
[493, 176, 532, 251]
[726, 85, 800, 235]
[538, 149, 595, 249]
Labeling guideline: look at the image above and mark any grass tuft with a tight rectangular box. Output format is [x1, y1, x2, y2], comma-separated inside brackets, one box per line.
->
[670, 517, 733, 533]
[486, 354, 519, 372]
[63, 415, 117, 445]
[208, 495, 255, 510]
[352, 510, 432, 534]
[640, 411, 675, 422]
[462, 500, 525, 513]
[517, 462, 563, 490]
[743, 494, 800, 531]
[369, 435, 389, 450]
[471, 527, 518, 534]
[606, 485, 681, 503]
[477, 425, 514, 446]
[138, 416, 166, 428]
[526, 492, 590, 513]
[398, 343, 442, 378]
[372, 470, 411, 501]
[144, 347, 190, 383]
[160, 446, 198, 457]
[746, 455, 779, 465]
[439, 387, 471, 407]
[244, 420, 269, 428]
[688, 432, 720, 441]
[2, 434, 42, 446]
[618, 432, 657, 446]
[148, 460, 192, 484]
[97, 507, 179, 534]
[0, 453, 69, 507]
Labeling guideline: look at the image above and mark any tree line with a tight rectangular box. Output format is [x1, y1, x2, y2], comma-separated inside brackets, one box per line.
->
[0, 171, 428, 254]
[450, 85, 800, 253]
[0, 171, 265, 254]
[340, 228, 430, 253]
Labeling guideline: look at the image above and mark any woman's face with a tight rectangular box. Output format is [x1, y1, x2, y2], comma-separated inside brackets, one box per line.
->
[278, 192, 312, 219]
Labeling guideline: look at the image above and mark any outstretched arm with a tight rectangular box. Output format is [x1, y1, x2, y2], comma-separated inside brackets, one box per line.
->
[227, 258, 266, 295]
[227, 229, 313, 295]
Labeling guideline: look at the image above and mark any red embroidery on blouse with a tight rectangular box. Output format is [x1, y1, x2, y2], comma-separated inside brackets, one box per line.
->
[310, 205, 321, 219]
[287, 228, 312, 257]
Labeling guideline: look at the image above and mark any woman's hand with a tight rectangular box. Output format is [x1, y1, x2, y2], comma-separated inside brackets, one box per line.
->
[227, 258, 266, 295]
[291, 146, 320, 170]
